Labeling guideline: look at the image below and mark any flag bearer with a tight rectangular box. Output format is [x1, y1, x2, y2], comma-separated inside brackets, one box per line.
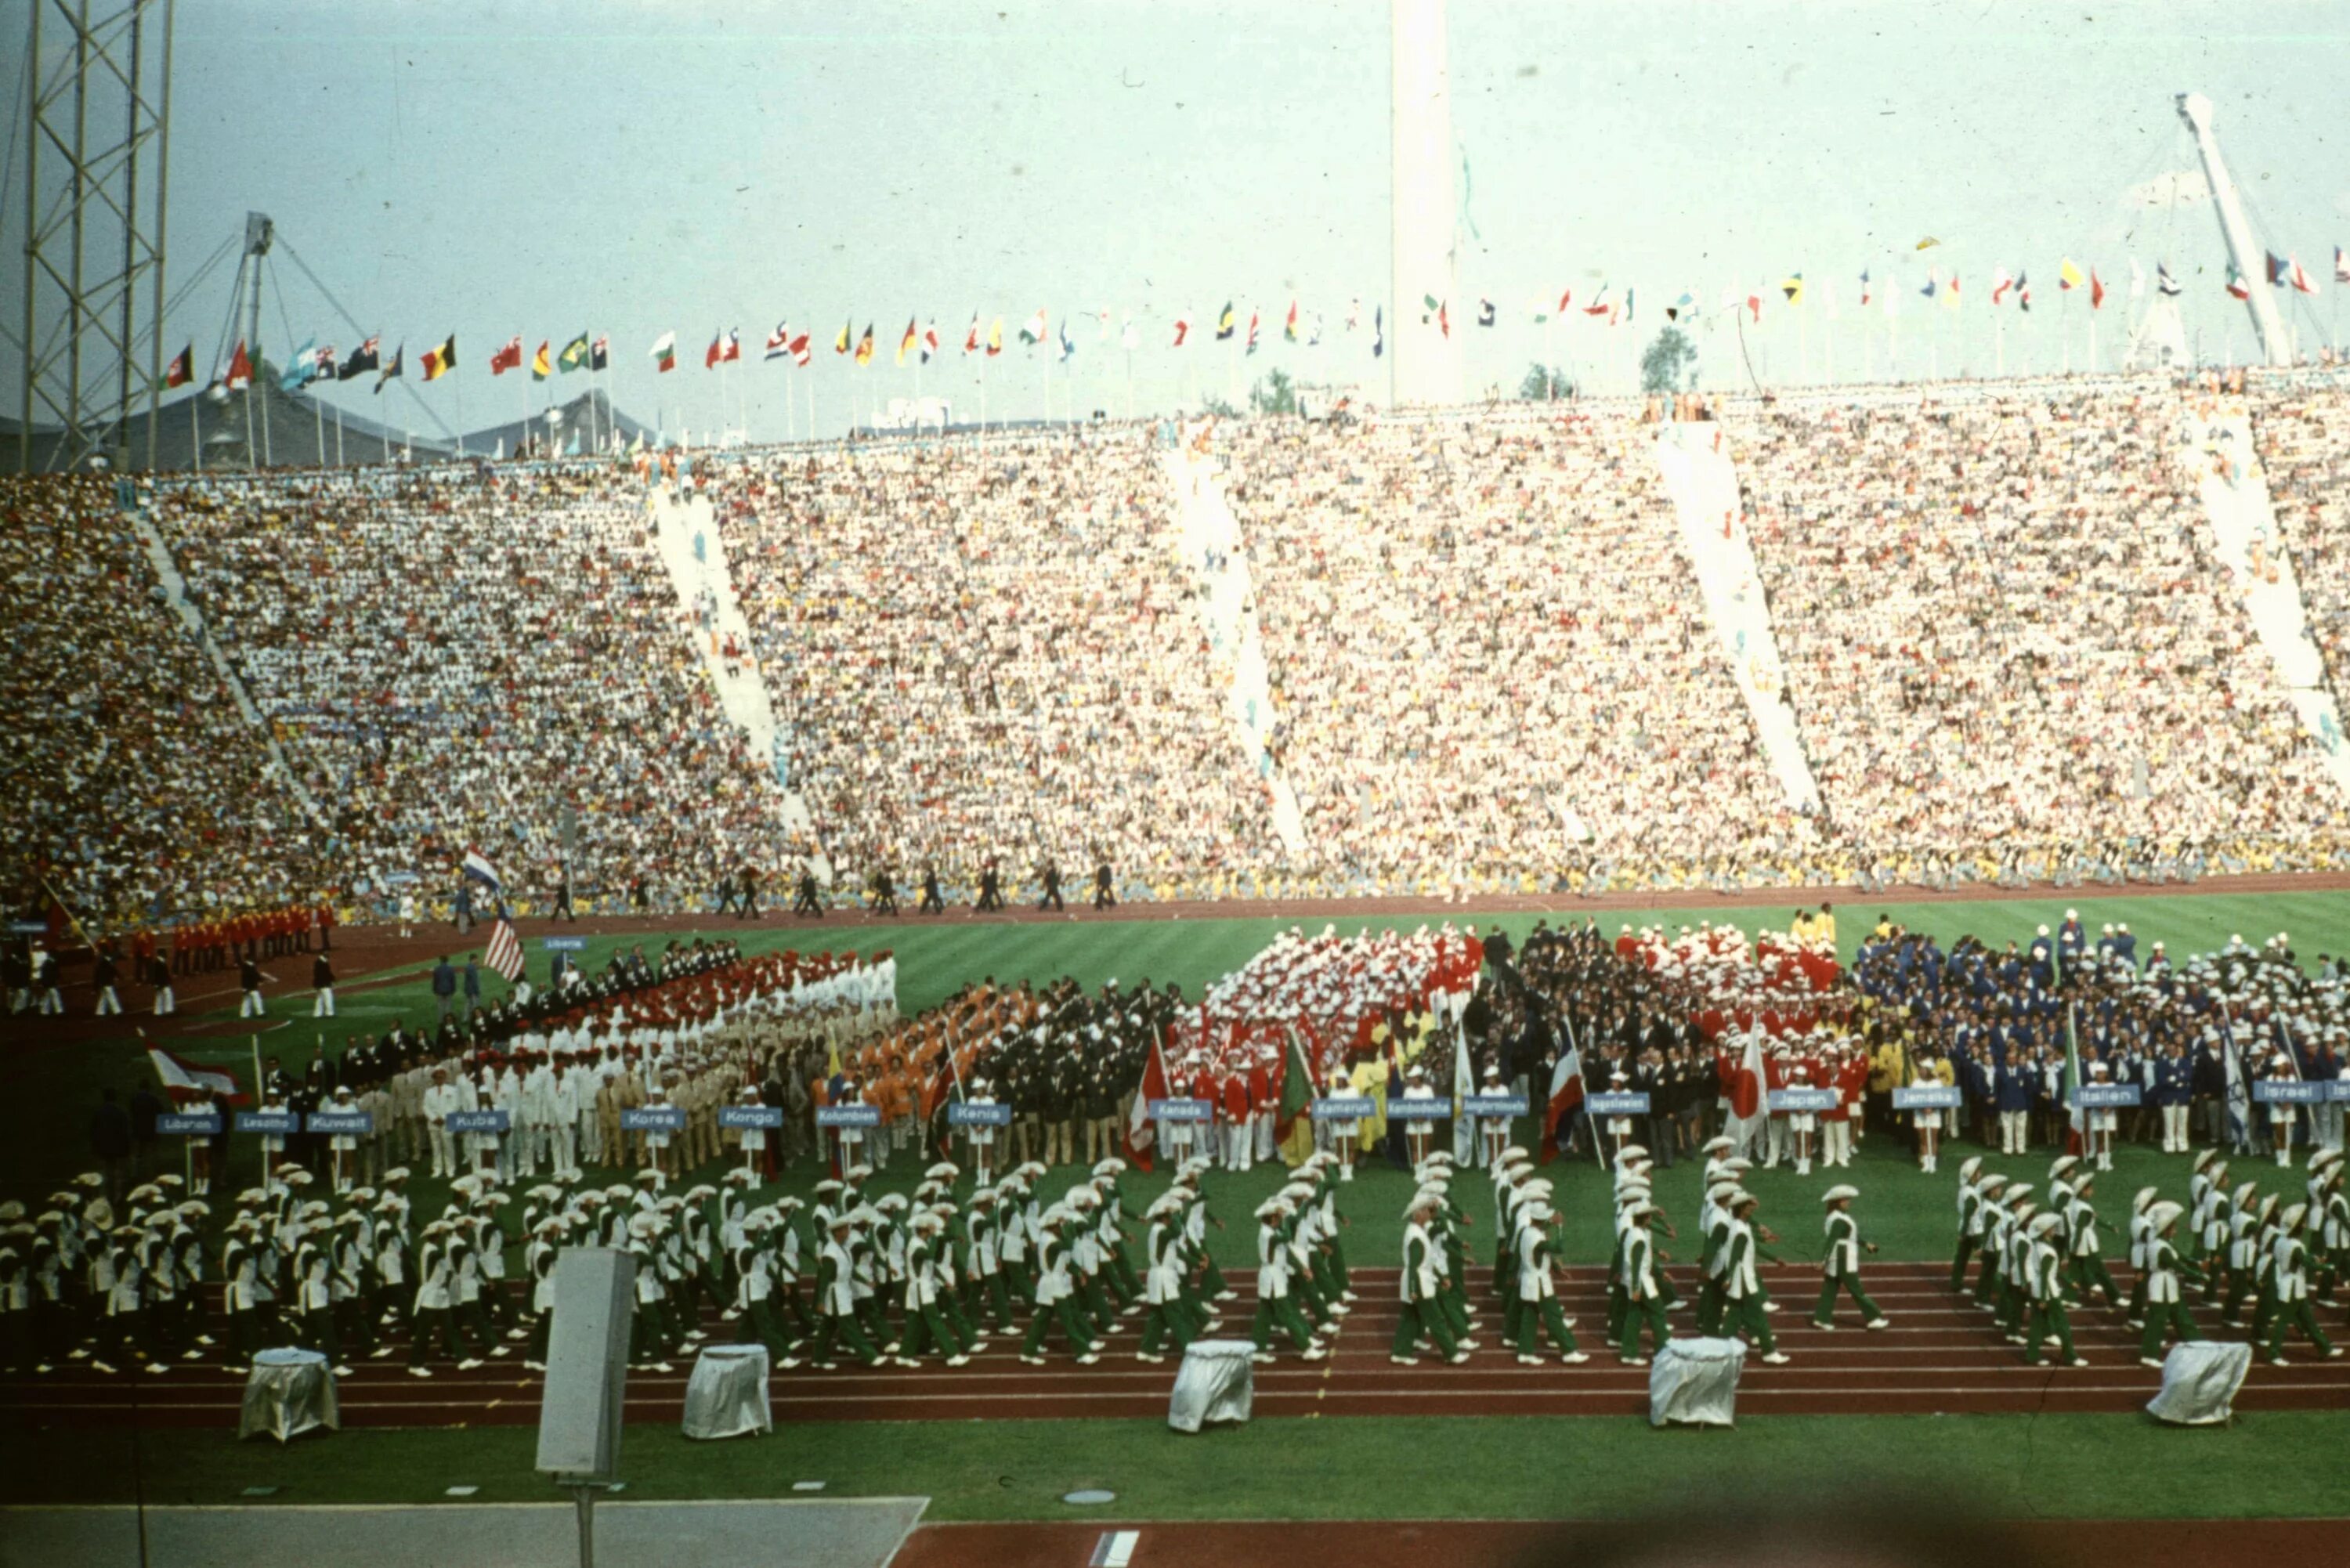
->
[1812, 1185, 1889, 1330]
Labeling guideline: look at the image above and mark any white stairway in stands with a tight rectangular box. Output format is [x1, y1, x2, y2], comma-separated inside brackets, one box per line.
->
[1160, 444, 1309, 854]
[1652, 421, 1823, 812]
[647, 486, 829, 871]
[2178, 406, 2350, 797]
[129, 508, 325, 826]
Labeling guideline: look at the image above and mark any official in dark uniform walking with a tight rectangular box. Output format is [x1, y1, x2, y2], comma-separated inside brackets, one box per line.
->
[871, 868, 898, 916]
[1037, 862, 1065, 913]
[918, 867, 945, 916]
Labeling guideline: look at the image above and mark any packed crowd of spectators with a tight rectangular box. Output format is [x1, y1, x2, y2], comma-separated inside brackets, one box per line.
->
[2254, 376, 2350, 713]
[149, 461, 793, 907]
[1, 475, 326, 924]
[710, 430, 1275, 898]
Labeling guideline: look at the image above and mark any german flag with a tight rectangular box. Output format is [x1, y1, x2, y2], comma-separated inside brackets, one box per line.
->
[853, 323, 875, 365]
[896, 316, 919, 367]
[422, 334, 457, 381]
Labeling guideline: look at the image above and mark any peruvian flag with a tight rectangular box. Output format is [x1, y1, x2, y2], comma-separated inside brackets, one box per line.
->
[964, 314, 981, 354]
[1173, 314, 1191, 348]
[150, 1046, 247, 1106]
[789, 331, 812, 367]
[1722, 1028, 1766, 1152]
[2090, 269, 2106, 309]
[1124, 1031, 1172, 1173]
[1538, 1037, 1585, 1165]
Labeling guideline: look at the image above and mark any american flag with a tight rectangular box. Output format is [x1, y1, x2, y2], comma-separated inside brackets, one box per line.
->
[483, 915, 525, 982]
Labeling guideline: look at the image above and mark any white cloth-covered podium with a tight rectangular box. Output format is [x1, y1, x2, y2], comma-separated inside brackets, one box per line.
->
[2145, 1341, 2253, 1426]
[1167, 1339, 1256, 1432]
[682, 1342, 772, 1440]
[1648, 1336, 1746, 1428]
[238, 1347, 340, 1443]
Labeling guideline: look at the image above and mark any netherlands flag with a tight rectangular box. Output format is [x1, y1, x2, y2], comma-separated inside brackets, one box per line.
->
[461, 848, 502, 892]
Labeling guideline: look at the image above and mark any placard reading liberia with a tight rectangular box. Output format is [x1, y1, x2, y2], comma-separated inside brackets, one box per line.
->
[815, 1104, 880, 1129]
[443, 1110, 511, 1134]
[1893, 1086, 1964, 1110]
[233, 1111, 298, 1135]
[1768, 1088, 1843, 1112]
[718, 1105, 784, 1129]
[1310, 1097, 1378, 1121]
[1585, 1092, 1650, 1117]
[2251, 1080, 2326, 1105]
[305, 1111, 374, 1134]
[2075, 1084, 2143, 1109]
[157, 1112, 222, 1136]
[1147, 1098, 1214, 1123]
[1386, 1099, 1452, 1121]
[1462, 1095, 1529, 1117]
[622, 1107, 688, 1132]
[542, 935, 589, 952]
[947, 1101, 1014, 1126]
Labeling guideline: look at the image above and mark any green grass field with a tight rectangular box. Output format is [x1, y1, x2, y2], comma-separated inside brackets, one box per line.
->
[12, 886, 2349, 1520]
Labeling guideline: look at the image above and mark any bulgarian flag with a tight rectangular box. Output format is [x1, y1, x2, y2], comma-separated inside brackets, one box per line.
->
[1020, 308, 1048, 345]
[649, 331, 677, 373]
[1125, 1030, 1173, 1173]
[1539, 1027, 1586, 1165]
[150, 1046, 246, 1106]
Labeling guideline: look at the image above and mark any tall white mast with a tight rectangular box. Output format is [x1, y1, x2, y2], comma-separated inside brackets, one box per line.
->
[2176, 92, 2293, 369]
[1390, 0, 1462, 407]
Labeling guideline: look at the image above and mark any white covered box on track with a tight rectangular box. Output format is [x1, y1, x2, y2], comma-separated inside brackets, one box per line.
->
[682, 1342, 773, 1440]
[238, 1347, 339, 1443]
[1167, 1338, 1255, 1432]
[1648, 1336, 1744, 1429]
[2145, 1341, 2252, 1426]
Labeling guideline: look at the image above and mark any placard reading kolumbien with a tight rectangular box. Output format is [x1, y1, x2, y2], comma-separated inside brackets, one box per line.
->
[1146, 1098, 1214, 1123]
[1309, 1097, 1378, 1121]
[305, 1111, 375, 1135]
[157, 1112, 223, 1136]
[2074, 1084, 2142, 1109]
[1768, 1088, 1843, 1112]
[1585, 1092, 1650, 1117]
[443, 1110, 511, 1134]
[946, 1101, 1014, 1127]
[1462, 1095, 1530, 1117]
[718, 1105, 784, 1129]
[2250, 1080, 2326, 1105]
[621, 1107, 688, 1132]
[815, 1104, 880, 1129]
[1386, 1099, 1452, 1122]
[234, 1111, 299, 1135]
[1892, 1086, 1964, 1110]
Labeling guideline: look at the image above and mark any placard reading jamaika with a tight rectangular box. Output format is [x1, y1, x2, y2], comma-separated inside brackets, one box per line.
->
[2075, 1084, 2143, 1109]
[718, 1105, 784, 1130]
[947, 1101, 1014, 1127]
[2337, 1082, 2350, 1104]
[306, 1111, 375, 1135]
[2251, 1081, 2326, 1105]
[815, 1105, 880, 1129]
[1768, 1089, 1843, 1113]
[444, 1110, 511, 1134]
[1310, 1097, 1378, 1122]
[1892, 1086, 1964, 1110]
[1386, 1099, 1452, 1122]
[1147, 1098, 1214, 1123]
[1462, 1095, 1529, 1118]
[1585, 1092, 1650, 1117]
[622, 1107, 688, 1132]
[543, 936, 589, 952]
[157, 1112, 223, 1136]
[234, 1111, 299, 1136]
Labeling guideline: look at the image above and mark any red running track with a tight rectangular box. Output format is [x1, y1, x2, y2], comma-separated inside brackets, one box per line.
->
[8, 1263, 2345, 1429]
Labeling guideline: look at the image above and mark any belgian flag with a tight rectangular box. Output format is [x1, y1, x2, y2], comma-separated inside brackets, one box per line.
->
[421, 334, 457, 381]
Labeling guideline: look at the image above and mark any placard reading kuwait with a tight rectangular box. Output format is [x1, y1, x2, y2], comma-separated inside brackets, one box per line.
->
[815, 1105, 880, 1129]
[947, 1101, 1014, 1127]
[305, 1111, 374, 1134]
[718, 1105, 784, 1129]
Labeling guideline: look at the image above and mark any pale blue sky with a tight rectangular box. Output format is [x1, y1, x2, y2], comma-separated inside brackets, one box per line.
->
[13, 0, 2349, 439]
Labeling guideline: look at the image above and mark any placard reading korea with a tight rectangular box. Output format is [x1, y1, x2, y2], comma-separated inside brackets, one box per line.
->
[622, 1107, 688, 1132]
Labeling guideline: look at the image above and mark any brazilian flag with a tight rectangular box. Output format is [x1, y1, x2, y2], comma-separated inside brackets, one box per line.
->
[557, 332, 591, 374]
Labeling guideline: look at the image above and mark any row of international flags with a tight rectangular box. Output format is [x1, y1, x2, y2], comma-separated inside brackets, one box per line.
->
[164, 246, 2350, 396]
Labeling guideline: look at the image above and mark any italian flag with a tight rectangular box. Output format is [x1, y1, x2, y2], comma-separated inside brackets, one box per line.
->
[1540, 1036, 1585, 1164]
[1020, 309, 1047, 345]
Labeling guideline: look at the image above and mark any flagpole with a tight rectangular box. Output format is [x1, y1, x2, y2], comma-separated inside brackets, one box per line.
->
[313, 388, 324, 467]
[190, 388, 201, 475]
[334, 399, 345, 467]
